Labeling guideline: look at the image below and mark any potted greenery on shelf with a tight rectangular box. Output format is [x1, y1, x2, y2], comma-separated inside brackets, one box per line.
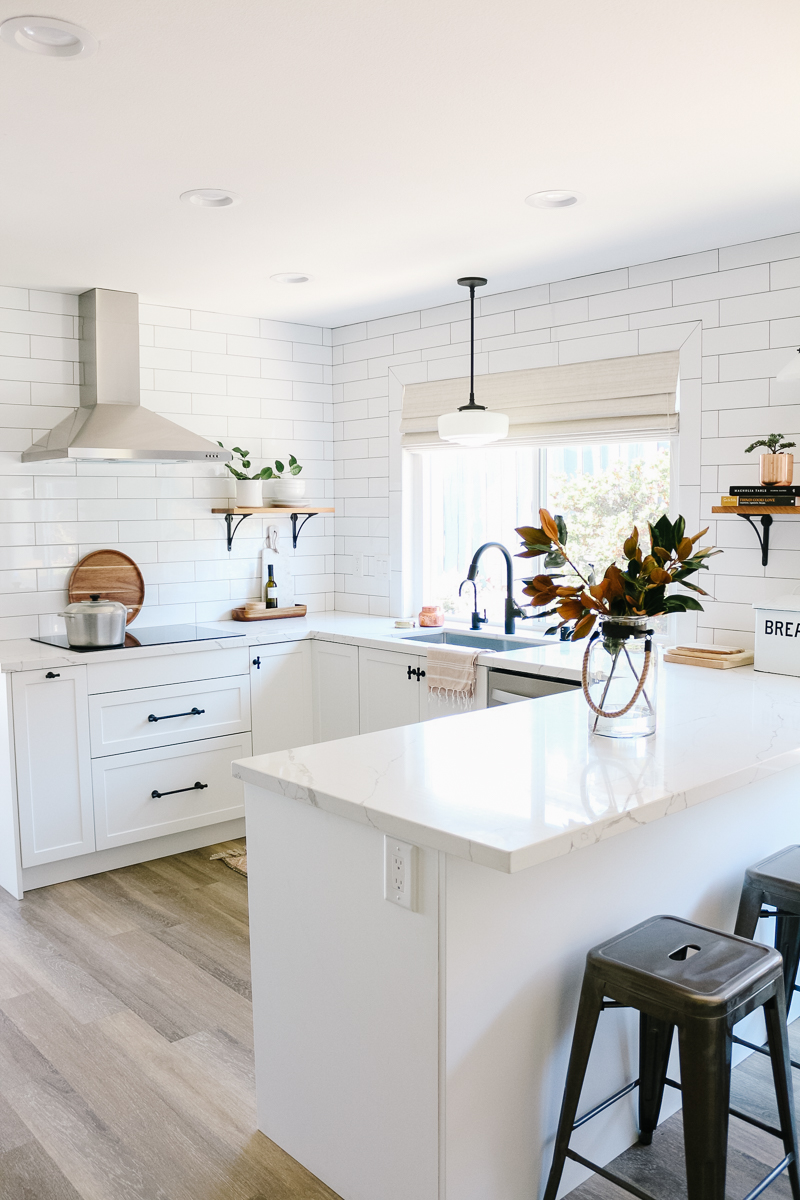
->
[218, 446, 304, 507]
[268, 455, 305, 505]
[516, 510, 719, 739]
[744, 433, 796, 486]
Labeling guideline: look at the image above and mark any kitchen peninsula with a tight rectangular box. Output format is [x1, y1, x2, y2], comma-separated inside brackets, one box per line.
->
[235, 660, 800, 1200]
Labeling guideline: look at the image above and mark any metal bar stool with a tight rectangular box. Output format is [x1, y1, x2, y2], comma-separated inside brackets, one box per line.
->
[543, 915, 800, 1200]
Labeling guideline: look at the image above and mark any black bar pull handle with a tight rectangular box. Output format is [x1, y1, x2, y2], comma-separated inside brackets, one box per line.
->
[252, 656, 261, 668]
[407, 665, 427, 681]
[148, 706, 205, 724]
[45, 671, 60, 679]
[151, 781, 208, 799]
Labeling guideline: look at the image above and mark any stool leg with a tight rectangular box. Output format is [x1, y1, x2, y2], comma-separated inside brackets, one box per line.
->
[775, 914, 800, 1014]
[677, 1017, 730, 1200]
[763, 990, 800, 1200]
[638, 1014, 673, 1145]
[734, 878, 763, 940]
[542, 975, 604, 1200]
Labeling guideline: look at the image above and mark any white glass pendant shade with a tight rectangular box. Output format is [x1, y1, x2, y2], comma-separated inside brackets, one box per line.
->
[777, 349, 800, 383]
[437, 407, 509, 446]
[437, 275, 508, 446]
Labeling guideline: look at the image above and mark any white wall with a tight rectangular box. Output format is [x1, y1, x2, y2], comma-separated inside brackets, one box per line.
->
[0, 290, 334, 638]
[331, 230, 800, 647]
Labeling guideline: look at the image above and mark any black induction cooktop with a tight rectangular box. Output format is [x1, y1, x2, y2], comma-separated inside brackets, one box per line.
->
[32, 624, 245, 653]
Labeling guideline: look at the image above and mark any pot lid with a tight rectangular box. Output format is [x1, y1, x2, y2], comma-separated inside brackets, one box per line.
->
[61, 593, 129, 616]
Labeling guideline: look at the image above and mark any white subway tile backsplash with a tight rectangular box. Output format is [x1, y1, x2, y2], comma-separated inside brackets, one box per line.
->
[190, 310, 260, 337]
[588, 282, 672, 319]
[719, 232, 800, 271]
[629, 250, 719, 287]
[674, 265, 770, 305]
[550, 268, 628, 302]
[557, 330, 638, 364]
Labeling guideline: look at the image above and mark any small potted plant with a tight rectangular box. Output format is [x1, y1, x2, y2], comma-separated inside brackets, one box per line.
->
[745, 433, 796, 486]
[267, 455, 305, 505]
[218, 444, 274, 507]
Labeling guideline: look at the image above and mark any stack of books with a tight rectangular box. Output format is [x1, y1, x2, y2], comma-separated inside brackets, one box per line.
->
[719, 485, 799, 508]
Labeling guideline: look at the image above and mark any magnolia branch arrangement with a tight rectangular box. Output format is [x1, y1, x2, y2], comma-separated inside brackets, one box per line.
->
[515, 509, 719, 640]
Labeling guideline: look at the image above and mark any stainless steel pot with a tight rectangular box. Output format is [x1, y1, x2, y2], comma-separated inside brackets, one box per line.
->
[60, 593, 129, 648]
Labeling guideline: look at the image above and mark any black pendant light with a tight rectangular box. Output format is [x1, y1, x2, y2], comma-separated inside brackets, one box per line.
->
[437, 277, 509, 445]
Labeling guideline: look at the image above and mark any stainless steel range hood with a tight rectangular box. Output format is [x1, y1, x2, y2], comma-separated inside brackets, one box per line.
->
[22, 288, 232, 464]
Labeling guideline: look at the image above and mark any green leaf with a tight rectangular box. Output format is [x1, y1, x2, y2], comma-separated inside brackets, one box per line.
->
[274, 459, 285, 474]
[289, 455, 297, 467]
[554, 514, 568, 545]
[673, 515, 685, 545]
[544, 548, 566, 569]
[650, 514, 675, 554]
[290, 464, 302, 475]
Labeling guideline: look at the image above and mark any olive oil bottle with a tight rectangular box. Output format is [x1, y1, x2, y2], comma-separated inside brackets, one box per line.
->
[264, 564, 278, 609]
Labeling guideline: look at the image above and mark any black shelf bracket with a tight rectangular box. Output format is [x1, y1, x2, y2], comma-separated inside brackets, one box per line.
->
[224, 512, 252, 552]
[290, 513, 317, 549]
[738, 511, 773, 567]
[223, 511, 321, 552]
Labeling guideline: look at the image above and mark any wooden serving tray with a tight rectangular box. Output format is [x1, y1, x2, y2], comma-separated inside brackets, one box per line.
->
[231, 605, 307, 622]
[664, 650, 754, 669]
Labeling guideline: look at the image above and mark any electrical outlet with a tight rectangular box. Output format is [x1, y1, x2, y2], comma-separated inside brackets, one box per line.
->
[374, 555, 390, 579]
[384, 835, 417, 910]
[353, 553, 363, 577]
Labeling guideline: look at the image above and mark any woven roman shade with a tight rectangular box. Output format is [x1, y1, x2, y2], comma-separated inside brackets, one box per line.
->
[400, 351, 679, 449]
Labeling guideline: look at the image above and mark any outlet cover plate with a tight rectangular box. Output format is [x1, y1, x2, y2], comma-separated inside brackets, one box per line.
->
[384, 835, 417, 911]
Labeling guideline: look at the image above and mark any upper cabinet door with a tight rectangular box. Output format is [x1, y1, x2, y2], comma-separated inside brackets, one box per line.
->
[358, 647, 423, 734]
[312, 640, 360, 743]
[250, 640, 314, 756]
[12, 666, 95, 868]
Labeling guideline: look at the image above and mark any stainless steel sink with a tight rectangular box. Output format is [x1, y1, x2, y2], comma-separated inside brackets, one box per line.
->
[400, 630, 549, 653]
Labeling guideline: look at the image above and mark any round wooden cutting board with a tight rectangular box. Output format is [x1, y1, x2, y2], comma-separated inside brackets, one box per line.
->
[68, 549, 145, 625]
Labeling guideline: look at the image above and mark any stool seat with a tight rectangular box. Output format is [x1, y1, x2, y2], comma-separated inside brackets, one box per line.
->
[543, 914, 800, 1200]
[593, 914, 782, 1016]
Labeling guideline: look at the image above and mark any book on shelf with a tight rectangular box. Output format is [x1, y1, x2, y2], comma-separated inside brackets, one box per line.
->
[728, 484, 800, 495]
[719, 495, 796, 507]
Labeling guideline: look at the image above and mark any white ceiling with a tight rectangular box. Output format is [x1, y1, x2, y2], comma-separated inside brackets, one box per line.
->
[1, 0, 799, 326]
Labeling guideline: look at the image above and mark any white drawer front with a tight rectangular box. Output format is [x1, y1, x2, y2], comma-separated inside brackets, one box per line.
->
[87, 645, 249, 694]
[89, 674, 251, 757]
[93, 732, 251, 851]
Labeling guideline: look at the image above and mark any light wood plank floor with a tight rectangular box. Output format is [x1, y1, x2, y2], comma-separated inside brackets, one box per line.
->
[2, 843, 799, 1200]
[0, 839, 341, 1200]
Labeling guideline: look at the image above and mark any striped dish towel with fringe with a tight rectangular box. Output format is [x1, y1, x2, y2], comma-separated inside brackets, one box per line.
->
[425, 645, 480, 707]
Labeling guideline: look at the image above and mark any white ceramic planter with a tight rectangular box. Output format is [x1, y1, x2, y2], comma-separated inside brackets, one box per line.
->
[270, 477, 306, 505]
[236, 479, 264, 507]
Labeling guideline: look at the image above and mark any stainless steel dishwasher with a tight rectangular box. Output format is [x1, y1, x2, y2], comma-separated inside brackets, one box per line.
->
[487, 667, 579, 706]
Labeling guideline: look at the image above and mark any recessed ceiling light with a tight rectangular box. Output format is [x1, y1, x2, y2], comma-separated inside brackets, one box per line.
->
[180, 189, 241, 208]
[270, 273, 311, 284]
[525, 190, 583, 209]
[0, 15, 96, 57]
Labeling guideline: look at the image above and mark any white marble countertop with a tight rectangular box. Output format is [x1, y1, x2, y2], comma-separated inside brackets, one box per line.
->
[234, 658, 800, 873]
[0, 612, 577, 676]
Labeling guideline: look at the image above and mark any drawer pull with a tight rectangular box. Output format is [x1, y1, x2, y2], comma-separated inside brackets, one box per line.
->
[45, 671, 60, 679]
[151, 781, 209, 799]
[148, 706, 205, 723]
[407, 665, 426, 681]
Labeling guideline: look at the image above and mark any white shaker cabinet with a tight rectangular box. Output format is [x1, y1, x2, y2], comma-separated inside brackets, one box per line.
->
[358, 646, 426, 734]
[12, 666, 94, 868]
[251, 640, 314, 755]
[312, 640, 360, 743]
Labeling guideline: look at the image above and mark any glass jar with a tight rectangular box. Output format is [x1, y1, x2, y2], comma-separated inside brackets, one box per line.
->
[583, 616, 658, 738]
[419, 605, 444, 628]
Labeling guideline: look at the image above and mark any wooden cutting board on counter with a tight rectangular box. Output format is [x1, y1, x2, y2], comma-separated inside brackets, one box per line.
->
[664, 643, 754, 669]
[68, 549, 145, 625]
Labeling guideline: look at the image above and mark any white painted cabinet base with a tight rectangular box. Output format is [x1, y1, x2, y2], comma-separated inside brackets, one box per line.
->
[20, 816, 246, 893]
[93, 733, 251, 850]
[245, 767, 800, 1200]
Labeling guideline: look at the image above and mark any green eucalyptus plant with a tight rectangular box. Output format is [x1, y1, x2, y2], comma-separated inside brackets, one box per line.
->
[744, 433, 796, 454]
[218, 445, 303, 481]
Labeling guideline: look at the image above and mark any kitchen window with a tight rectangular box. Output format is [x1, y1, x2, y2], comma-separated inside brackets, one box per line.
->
[414, 439, 671, 627]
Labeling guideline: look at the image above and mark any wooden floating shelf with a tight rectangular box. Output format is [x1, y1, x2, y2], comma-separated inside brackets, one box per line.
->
[712, 506, 799, 515]
[211, 506, 334, 515]
[211, 505, 334, 551]
[711, 505, 800, 566]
